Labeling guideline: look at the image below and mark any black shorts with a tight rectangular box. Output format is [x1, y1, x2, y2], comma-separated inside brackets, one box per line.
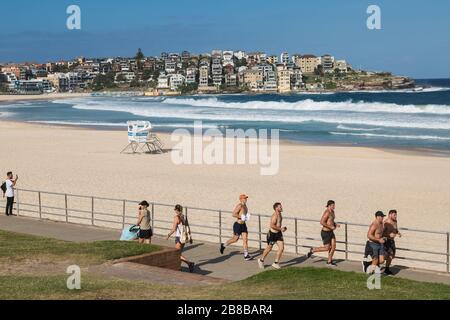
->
[267, 231, 284, 246]
[138, 228, 152, 239]
[384, 239, 396, 256]
[364, 241, 373, 258]
[321, 230, 335, 245]
[233, 222, 248, 236]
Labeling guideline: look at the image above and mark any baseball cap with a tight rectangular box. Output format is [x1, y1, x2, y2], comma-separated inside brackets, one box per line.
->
[239, 194, 249, 200]
[375, 211, 386, 217]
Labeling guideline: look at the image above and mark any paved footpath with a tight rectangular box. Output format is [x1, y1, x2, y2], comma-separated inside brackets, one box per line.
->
[1, 214, 449, 285]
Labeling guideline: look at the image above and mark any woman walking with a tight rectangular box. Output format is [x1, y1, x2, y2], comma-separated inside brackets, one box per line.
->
[137, 201, 152, 244]
[167, 204, 195, 272]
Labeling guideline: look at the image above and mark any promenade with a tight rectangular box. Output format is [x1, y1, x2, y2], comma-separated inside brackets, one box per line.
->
[0, 214, 449, 285]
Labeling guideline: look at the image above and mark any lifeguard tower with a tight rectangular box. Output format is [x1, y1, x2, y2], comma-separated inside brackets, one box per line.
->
[120, 121, 164, 154]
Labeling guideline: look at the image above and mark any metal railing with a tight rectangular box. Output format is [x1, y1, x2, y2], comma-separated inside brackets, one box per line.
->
[2, 188, 449, 274]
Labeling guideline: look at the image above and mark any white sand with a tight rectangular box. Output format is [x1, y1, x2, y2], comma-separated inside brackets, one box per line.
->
[0, 93, 91, 103]
[0, 121, 449, 230]
[1, 121, 449, 271]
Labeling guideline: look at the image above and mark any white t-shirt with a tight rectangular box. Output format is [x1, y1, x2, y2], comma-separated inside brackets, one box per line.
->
[5, 180, 14, 198]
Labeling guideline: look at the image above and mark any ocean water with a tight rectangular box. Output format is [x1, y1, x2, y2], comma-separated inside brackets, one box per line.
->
[1, 79, 450, 150]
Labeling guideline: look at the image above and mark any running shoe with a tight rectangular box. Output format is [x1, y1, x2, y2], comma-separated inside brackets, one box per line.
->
[188, 262, 195, 273]
[219, 243, 225, 255]
[361, 260, 371, 273]
[244, 254, 253, 261]
[272, 262, 281, 269]
[257, 259, 265, 269]
[307, 248, 313, 258]
[326, 261, 338, 267]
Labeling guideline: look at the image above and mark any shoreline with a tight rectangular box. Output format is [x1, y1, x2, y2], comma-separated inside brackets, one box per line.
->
[2, 119, 449, 159]
[0, 92, 91, 103]
[0, 84, 427, 103]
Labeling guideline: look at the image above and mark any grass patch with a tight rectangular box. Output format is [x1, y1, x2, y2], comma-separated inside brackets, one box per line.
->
[0, 230, 448, 300]
[1, 267, 449, 300]
[0, 230, 160, 266]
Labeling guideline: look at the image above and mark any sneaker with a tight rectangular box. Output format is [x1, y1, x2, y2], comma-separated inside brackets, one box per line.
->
[257, 259, 265, 269]
[362, 261, 370, 273]
[272, 262, 281, 269]
[244, 254, 253, 261]
[326, 261, 337, 267]
[307, 248, 313, 259]
[188, 262, 195, 273]
[219, 243, 225, 255]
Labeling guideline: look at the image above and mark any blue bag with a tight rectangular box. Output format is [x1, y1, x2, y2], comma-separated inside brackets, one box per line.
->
[120, 225, 140, 241]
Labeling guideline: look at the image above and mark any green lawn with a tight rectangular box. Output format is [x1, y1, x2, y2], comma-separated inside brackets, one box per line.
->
[0, 230, 160, 266]
[0, 230, 449, 300]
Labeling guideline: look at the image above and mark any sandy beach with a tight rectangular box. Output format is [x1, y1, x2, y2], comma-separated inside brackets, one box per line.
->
[1, 120, 449, 270]
[0, 93, 91, 103]
[0, 120, 448, 229]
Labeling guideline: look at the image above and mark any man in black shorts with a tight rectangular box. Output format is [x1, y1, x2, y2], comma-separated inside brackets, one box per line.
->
[382, 209, 401, 275]
[258, 202, 287, 270]
[307, 200, 340, 266]
[220, 194, 252, 260]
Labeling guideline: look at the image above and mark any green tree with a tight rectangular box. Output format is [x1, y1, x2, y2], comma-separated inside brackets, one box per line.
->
[142, 69, 153, 81]
[116, 73, 127, 82]
[0, 83, 8, 92]
[91, 72, 116, 91]
[179, 82, 198, 94]
[135, 48, 145, 72]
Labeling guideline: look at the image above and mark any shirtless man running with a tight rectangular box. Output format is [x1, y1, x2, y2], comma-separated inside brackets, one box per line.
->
[382, 209, 401, 275]
[258, 202, 287, 270]
[363, 211, 386, 274]
[220, 194, 252, 261]
[307, 200, 340, 267]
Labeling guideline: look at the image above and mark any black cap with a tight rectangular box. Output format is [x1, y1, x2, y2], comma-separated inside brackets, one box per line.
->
[139, 200, 149, 207]
[375, 211, 386, 217]
[326, 200, 335, 207]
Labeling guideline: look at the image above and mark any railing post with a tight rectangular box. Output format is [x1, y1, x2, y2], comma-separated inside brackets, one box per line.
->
[219, 210, 222, 244]
[16, 189, 20, 216]
[151, 203, 155, 231]
[345, 223, 348, 260]
[122, 200, 126, 229]
[258, 215, 262, 250]
[38, 191, 42, 219]
[64, 194, 68, 223]
[447, 232, 449, 274]
[91, 197, 94, 226]
[295, 218, 298, 255]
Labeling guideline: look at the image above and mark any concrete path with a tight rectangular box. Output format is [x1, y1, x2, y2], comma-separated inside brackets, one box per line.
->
[1, 214, 449, 285]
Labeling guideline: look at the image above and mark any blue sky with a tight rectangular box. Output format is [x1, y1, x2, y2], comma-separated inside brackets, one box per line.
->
[1, 0, 449, 78]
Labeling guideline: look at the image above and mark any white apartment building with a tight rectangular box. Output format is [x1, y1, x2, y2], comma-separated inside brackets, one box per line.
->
[222, 51, 234, 67]
[263, 70, 277, 92]
[211, 58, 223, 86]
[157, 74, 170, 89]
[277, 66, 292, 93]
[280, 52, 290, 65]
[335, 60, 348, 72]
[186, 67, 198, 84]
[170, 74, 185, 91]
[321, 54, 335, 73]
[233, 50, 247, 60]
[165, 61, 177, 73]
[199, 65, 209, 87]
